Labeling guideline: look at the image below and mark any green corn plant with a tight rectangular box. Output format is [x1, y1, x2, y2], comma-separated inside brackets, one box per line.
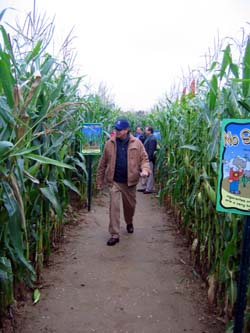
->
[143, 31, 250, 330]
[0, 4, 119, 316]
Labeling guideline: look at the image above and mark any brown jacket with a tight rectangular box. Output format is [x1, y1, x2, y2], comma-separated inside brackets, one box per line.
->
[96, 134, 150, 187]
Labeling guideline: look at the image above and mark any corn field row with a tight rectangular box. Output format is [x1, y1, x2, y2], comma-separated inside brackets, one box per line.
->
[145, 31, 250, 332]
[0, 7, 119, 316]
[1, 4, 250, 332]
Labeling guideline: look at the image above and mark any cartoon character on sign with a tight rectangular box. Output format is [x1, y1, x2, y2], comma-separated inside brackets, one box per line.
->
[229, 157, 246, 194]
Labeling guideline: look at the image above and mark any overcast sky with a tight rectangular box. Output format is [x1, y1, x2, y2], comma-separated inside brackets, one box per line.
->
[1, 0, 250, 110]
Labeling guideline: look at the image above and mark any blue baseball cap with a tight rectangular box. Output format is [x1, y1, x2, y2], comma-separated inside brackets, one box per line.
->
[114, 119, 130, 130]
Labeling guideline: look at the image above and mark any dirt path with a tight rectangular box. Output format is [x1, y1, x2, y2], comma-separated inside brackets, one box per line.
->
[13, 190, 224, 333]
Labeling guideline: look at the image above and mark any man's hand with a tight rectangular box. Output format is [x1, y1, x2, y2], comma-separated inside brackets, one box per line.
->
[140, 170, 149, 178]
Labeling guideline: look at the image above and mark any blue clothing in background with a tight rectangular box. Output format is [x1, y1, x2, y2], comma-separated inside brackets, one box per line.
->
[144, 135, 157, 163]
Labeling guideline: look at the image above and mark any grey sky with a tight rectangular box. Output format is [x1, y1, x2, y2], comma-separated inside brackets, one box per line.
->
[1, 0, 250, 110]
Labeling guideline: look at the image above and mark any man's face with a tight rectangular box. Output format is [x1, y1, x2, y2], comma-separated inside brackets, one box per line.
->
[145, 127, 150, 136]
[136, 127, 142, 134]
[115, 128, 129, 139]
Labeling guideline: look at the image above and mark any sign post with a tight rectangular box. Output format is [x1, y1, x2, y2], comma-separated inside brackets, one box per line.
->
[86, 155, 92, 212]
[234, 216, 250, 333]
[216, 119, 250, 333]
[81, 123, 103, 212]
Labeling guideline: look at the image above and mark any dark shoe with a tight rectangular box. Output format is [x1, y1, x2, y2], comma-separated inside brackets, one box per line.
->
[137, 189, 146, 192]
[107, 237, 119, 246]
[143, 190, 153, 194]
[126, 223, 134, 233]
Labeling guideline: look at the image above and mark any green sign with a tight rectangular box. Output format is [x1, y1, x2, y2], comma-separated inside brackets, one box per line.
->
[216, 119, 250, 215]
[81, 123, 103, 155]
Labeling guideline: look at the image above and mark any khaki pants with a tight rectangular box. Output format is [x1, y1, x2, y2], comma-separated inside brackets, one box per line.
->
[109, 182, 136, 238]
[141, 161, 154, 191]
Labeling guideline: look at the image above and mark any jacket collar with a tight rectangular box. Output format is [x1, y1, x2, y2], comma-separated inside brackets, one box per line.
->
[110, 133, 136, 143]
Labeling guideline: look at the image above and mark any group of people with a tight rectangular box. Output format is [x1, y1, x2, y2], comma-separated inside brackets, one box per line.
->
[134, 126, 157, 194]
[96, 119, 157, 246]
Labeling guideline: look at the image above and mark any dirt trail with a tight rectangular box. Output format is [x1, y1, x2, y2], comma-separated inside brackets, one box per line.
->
[13, 190, 224, 333]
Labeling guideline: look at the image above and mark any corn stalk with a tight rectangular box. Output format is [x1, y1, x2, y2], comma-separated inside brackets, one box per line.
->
[146, 32, 250, 330]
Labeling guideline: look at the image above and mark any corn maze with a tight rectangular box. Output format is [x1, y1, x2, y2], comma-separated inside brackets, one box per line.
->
[1, 5, 250, 333]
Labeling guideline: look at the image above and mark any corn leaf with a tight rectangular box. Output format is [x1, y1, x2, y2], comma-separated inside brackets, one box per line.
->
[0, 257, 12, 274]
[72, 158, 87, 175]
[33, 288, 40, 304]
[2, 182, 35, 279]
[0, 96, 14, 124]
[242, 37, 250, 98]
[10, 145, 42, 157]
[0, 26, 12, 56]
[40, 187, 62, 218]
[209, 75, 218, 111]
[0, 257, 14, 308]
[179, 144, 199, 151]
[0, 57, 14, 108]
[62, 179, 81, 196]
[220, 45, 231, 80]
[25, 40, 42, 64]
[24, 170, 40, 184]
[238, 100, 250, 112]
[230, 63, 239, 79]
[0, 141, 13, 157]
[0, 9, 9, 22]
[25, 153, 75, 170]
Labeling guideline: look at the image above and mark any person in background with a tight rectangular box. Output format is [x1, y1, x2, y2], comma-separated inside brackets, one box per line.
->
[137, 126, 157, 194]
[96, 119, 150, 246]
[134, 126, 146, 143]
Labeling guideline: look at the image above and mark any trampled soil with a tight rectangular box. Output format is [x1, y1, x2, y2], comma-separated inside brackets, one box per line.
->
[3, 189, 225, 333]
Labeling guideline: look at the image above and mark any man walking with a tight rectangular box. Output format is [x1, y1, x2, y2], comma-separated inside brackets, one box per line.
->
[138, 126, 157, 194]
[96, 119, 150, 246]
